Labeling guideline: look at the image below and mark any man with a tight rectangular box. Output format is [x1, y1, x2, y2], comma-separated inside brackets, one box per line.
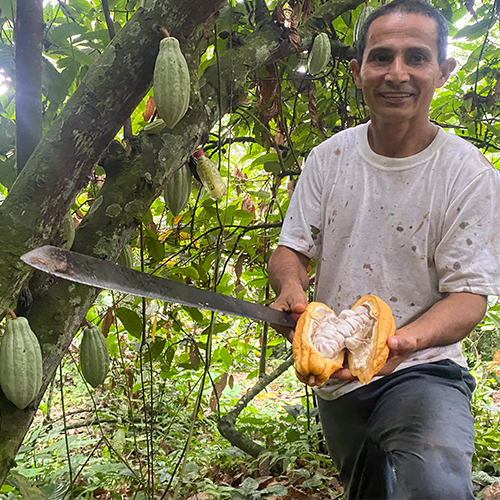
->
[268, 0, 500, 498]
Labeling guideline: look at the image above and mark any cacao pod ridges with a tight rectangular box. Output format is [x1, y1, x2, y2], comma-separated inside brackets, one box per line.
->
[164, 164, 192, 216]
[153, 37, 191, 129]
[0, 317, 43, 409]
[79, 325, 110, 388]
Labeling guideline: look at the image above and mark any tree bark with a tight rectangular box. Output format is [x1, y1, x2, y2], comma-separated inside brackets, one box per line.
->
[15, 0, 43, 173]
[0, 0, 363, 484]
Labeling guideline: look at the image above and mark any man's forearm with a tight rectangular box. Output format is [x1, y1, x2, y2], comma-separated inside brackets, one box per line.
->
[268, 245, 310, 295]
[396, 292, 487, 351]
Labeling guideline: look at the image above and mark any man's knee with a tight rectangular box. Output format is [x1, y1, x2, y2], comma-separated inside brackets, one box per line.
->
[391, 444, 474, 500]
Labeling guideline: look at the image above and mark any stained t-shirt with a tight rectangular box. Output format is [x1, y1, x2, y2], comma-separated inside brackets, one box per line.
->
[279, 122, 500, 400]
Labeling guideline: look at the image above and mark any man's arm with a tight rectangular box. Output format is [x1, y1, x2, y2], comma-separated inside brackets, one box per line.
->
[332, 291, 487, 380]
[268, 245, 310, 341]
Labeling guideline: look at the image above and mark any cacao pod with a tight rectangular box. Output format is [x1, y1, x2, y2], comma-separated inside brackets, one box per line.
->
[307, 33, 330, 76]
[118, 245, 134, 268]
[153, 37, 190, 129]
[353, 6, 375, 45]
[293, 295, 395, 386]
[194, 151, 226, 201]
[143, 119, 166, 134]
[0, 317, 43, 408]
[60, 212, 75, 250]
[80, 325, 110, 388]
[164, 165, 192, 216]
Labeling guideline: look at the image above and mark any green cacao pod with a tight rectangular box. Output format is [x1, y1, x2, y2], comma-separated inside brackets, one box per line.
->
[153, 37, 190, 129]
[118, 245, 134, 268]
[307, 33, 330, 76]
[80, 326, 110, 388]
[143, 119, 166, 134]
[353, 6, 374, 45]
[60, 212, 75, 250]
[0, 317, 43, 409]
[164, 164, 192, 216]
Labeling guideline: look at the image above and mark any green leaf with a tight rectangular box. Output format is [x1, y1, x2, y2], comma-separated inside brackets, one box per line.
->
[219, 346, 233, 370]
[264, 161, 281, 174]
[183, 306, 205, 324]
[250, 153, 279, 167]
[454, 18, 491, 40]
[42, 59, 69, 106]
[143, 227, 165, 262]
[115, 307, 143, 339]
[49, 23, 88, 47]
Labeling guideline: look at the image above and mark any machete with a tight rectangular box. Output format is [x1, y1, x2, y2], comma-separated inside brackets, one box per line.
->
[21, 246, 296, 328]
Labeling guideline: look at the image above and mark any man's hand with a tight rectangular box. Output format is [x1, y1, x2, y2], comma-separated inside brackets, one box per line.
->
[268, 246, 311, 342]
[270, 282, 307, 342]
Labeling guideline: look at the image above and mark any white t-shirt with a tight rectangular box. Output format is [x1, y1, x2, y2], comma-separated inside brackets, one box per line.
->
[279, 122, 500, 400]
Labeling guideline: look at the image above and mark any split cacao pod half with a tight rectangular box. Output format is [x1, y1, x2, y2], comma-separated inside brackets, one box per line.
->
[307, 32, 330, 76]
[164, 164, 192, 216]
[117, 245, 134, 269]
[0, 317, 43, 408]
[80, 325, 110, 388]
[293, 295, 395, 386]
[153, 37, 190, 129]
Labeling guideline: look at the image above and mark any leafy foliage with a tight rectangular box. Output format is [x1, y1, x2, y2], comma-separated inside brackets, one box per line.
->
[0, 0, 500, 497]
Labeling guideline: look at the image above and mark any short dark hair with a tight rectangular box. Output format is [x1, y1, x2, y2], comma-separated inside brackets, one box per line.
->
[356, 0, 449, 65]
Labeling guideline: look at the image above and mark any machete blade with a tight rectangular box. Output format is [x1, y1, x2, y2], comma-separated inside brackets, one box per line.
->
[21, 246, 296, 328]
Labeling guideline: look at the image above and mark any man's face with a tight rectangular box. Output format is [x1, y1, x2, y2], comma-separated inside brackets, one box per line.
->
[350, 12, 455, 126]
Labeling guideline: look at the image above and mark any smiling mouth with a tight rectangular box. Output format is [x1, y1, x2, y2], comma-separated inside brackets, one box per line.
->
[379, 92, 413, 98]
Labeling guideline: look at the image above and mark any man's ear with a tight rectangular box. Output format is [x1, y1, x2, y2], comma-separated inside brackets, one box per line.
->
[437, 57, 456, 88]
[350, 58, 362, 88]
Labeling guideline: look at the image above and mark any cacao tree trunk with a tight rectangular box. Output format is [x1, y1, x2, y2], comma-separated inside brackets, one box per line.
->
[0, 0, 362, 485]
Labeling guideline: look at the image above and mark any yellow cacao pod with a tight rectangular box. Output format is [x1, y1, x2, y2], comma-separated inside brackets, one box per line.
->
[307, 33, 330, 76]
[164, 164, 192, 216]
[293, 295, 395, 386]
[0, 317, 43, 408]
[195, 152, 226, 201]
[153, 37, 190, 129]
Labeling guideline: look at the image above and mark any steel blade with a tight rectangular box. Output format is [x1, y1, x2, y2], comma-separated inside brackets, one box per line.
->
[21, 246, 296, 328]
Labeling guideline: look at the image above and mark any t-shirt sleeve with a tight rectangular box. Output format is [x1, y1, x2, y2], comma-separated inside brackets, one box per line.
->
[436, 166, 500, 295]
[278, 149, 325, 260]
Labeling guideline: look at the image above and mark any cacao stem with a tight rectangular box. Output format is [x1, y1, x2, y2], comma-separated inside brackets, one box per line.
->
[6, 310, 17, 320]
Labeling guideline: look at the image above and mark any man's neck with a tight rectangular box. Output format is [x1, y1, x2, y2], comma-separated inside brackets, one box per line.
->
[367, 118, 438, 158]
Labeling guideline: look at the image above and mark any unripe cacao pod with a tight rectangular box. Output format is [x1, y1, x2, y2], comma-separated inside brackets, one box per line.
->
[353, 6, 375, 45]
[59, 212, 75, 250]
[164, 165, 192, 216]
[80, 325, 110, 388]
[143, 119, 166, 134]
[307, 33, 330, 76]
[194, 151, 226, 201]
[293, 295, 395, 386]
[117, 245, 134, 268]
[153, 37, 190, 129]
[0, 317, 43, 409]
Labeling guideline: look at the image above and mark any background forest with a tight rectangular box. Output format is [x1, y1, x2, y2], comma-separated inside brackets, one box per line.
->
[0, 0, 499, 498]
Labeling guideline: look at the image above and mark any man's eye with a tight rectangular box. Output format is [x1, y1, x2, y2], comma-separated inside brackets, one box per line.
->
[409, 54, 426, 63]
[375, 54, 389, 62]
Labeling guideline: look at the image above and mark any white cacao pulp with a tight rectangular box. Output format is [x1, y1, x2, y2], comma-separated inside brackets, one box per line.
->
[309, 305, 375, 367]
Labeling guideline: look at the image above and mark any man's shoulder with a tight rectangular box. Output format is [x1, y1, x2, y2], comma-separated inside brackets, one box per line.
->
[439, 128, 494, 174]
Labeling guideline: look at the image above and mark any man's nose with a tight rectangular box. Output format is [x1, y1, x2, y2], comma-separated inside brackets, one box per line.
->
[384, 57, 410, 84]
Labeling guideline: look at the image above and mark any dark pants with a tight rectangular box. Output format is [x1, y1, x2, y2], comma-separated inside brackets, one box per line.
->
[317, 360, 476, 500]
